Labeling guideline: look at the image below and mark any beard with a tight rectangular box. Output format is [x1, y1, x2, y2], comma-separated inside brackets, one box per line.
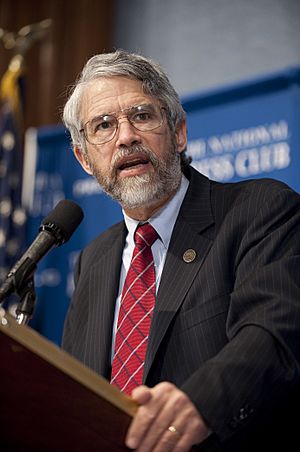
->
[88, 141, 182, 210]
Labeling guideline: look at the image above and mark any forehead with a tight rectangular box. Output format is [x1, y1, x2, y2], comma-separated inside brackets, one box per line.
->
[80, 76, 156, 121]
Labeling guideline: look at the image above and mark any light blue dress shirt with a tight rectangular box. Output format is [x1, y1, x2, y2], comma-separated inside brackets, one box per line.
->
[111, 175, 189, 358]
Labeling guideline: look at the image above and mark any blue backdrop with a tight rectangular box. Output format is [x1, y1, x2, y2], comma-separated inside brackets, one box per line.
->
[24, 67, 300, 345]
[26, 127, 122, 343]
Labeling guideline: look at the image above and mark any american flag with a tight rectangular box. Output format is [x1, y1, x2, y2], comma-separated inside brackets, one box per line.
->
[0, 56, 27, 301]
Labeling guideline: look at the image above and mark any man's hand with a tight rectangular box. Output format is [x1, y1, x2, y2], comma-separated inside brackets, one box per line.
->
[125, 382, 210, 451]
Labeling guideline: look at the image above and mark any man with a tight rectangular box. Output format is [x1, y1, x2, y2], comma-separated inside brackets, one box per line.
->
[62, 50, 300, 451]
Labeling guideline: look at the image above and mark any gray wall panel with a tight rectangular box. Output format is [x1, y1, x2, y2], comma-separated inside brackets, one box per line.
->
[114, 0, 300, 96]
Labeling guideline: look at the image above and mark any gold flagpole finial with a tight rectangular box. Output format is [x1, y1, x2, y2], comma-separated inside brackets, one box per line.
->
[0, 19, 52, 114]
[0, 18, 52, 56]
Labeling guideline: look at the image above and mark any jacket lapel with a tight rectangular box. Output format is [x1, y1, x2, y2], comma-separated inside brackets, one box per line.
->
[144, 168, 215, 380]
[84, 222, 127, 377]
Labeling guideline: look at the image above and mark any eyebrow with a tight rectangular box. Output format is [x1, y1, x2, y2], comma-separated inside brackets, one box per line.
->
[86, 103, 155, 125]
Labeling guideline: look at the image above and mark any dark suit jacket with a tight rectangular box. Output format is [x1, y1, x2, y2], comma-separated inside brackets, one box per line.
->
[63, 166, 300, 451]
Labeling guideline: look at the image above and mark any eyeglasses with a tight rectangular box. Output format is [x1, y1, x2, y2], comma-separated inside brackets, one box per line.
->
[80, 103, 165, 145]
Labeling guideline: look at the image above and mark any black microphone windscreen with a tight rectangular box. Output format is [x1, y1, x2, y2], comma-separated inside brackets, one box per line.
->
[41, 199, 84, 243]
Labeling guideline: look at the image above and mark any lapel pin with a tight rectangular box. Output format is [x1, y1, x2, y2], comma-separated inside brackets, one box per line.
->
[183, 249, 197, 263]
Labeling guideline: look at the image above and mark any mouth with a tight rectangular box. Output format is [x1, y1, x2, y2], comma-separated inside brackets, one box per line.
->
[116, 154, 152, 174]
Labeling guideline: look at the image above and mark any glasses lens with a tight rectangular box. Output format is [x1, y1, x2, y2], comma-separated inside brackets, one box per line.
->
[128, 104, 163, 131]
[86, 114, 117, 144]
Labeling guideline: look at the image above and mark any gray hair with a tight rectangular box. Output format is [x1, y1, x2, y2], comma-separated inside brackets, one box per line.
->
[63, 49, 186, 153]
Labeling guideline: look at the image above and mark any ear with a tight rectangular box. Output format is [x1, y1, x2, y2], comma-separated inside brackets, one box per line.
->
[74, 147, 93, 175]
[175, 119, 187, 153]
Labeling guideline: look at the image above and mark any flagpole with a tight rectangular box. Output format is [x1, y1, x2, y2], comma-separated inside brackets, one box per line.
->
[0, 19, 52, 322]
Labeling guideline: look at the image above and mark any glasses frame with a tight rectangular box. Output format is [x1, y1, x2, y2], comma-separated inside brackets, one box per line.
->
[80, 103, 166, 146]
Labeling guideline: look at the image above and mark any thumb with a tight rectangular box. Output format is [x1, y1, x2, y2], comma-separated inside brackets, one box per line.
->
[131, 385, 152, 405]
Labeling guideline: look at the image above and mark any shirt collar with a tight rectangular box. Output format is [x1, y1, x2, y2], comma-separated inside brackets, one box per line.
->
[123, 174, 189, 249]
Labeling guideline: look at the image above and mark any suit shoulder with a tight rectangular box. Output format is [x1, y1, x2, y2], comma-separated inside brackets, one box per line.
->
[213, 176, 294, 194]
[205, 177, 300, 228]
[211, 177, 299, 206]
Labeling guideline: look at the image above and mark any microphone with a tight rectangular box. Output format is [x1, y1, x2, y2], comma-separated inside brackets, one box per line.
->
[0, 199, 84, 303]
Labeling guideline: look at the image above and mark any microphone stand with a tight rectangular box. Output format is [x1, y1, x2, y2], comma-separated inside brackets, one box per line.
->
[15, 277, 36, 325]
[0, 257, 37, 325]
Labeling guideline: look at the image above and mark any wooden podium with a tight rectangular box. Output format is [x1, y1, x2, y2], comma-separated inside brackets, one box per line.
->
[0, 308, 137, 451]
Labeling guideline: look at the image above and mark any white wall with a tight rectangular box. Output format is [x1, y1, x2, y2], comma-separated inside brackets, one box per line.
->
[114, 0, 300, 96]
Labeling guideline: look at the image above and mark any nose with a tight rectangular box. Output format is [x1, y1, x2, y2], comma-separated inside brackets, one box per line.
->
[115, 117, 141, 148]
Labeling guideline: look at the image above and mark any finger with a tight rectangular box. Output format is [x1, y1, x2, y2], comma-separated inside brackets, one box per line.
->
[131, 384, 152, 404]
[126, 387, 165, 449]
[155, 419, 205, 452]
[171, 408, 210, 452]
[147, 388, 208, 452]
[152, 426, 183, 452]
[126, 404, 158, 450]
[151, 409, 192, 452]
[135, 401, 175, 452]
[134, 387, 185, 451]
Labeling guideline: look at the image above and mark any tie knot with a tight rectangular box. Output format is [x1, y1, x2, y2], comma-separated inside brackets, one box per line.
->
[134, 223, 158, 247]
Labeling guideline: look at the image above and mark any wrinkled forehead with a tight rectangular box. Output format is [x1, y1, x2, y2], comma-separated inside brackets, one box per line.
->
[79, 76, 157, 123]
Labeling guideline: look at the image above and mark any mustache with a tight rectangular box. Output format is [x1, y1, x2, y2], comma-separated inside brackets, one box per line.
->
[111, 144, 159, 174]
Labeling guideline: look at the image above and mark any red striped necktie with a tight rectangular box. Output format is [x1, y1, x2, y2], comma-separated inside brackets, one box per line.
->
[111, 223, 158, 395]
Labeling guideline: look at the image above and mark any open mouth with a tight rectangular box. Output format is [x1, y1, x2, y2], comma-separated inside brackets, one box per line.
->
[117, 155, 151, 171]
